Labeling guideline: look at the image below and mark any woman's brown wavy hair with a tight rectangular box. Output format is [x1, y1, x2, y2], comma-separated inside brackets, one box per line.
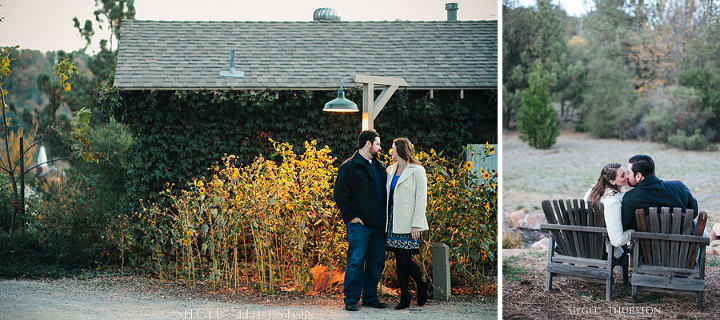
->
[588, 163, 623, 203]
[393, 138, 421, 165]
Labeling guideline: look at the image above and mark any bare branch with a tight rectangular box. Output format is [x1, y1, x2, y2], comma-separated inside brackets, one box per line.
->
[11, 134, 48, 170]
[23, 157, 71, 175]
[1, 83, 15, 175]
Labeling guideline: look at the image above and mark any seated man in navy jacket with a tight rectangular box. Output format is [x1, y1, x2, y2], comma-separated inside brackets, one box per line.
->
[621, 154, 698, 231]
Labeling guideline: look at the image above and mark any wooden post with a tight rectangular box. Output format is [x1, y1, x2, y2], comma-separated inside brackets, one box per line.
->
[432, 242, 451, 301]
[354, 75, 407, 130]
[362, 82, 374, 130]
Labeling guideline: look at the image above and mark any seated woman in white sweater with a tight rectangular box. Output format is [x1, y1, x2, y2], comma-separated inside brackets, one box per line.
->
[583, 163, 633, 253]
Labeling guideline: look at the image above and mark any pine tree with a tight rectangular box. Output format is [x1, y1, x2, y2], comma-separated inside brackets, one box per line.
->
[518, 61, 558, 149]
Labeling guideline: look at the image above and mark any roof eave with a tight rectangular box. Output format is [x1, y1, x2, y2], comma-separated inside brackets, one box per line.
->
[115, 86, 497, 91]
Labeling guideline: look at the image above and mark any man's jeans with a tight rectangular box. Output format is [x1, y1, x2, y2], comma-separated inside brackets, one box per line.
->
[344, 222, 386, 305]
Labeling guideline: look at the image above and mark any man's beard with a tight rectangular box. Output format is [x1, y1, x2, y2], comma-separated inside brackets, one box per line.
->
[370, 149, 379, 158]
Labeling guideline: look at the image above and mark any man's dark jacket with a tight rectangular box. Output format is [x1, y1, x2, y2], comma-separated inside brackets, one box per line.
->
[621, 176, 698, 231]
[334, 151, 387, 230]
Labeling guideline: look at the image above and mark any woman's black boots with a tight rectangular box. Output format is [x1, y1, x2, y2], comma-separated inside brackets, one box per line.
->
[417, 281, 428, 306]
[395, 292, 411, 310]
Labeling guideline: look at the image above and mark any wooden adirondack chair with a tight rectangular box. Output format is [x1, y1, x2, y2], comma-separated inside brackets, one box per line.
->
[630, 207, 710, 308]
[540, 199, 628, 301]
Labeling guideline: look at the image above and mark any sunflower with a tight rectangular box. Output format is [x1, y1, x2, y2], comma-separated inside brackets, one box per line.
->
[482, 172, 490, 179]
[199, 187, 205, 194]
[484, 202, 490, 211]
[464, 161, 473, 170]
[196, 180, 204, 188]
[199, 217, 204, 224]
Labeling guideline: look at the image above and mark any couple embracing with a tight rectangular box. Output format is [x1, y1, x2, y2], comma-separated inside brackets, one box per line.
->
[334, 130, 430, 311]
[584, 155, 699, 255]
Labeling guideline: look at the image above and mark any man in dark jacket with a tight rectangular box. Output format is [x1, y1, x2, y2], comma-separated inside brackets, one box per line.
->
[621, 154, 698, 231]
[334, 130, 388, 311]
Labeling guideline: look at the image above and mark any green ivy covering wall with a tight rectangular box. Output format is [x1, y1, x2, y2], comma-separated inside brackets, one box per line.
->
[112, 88, 496, 203]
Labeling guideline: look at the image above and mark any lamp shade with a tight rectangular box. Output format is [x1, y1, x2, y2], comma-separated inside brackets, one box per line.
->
[323, 90, 358, 112]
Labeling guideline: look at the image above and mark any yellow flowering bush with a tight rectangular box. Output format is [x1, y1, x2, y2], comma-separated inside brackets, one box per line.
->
[139, 140, 497, 294]
[140, 140, 344, 292]
[381, 145, 498, 292]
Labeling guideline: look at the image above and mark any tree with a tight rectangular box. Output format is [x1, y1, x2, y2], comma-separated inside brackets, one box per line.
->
[627, 0, 718, 93]
[73, 0, 136, 124]
[1, 48, 76, 239]
[640, 86, 713, 150]
[556, 35, 588, 117]
[503, 2, 537, 129]
[503, 0, 577, 128]
[74, 0, 136, 53]
[679, 22, 720, 140]
[518, 61, 558, 149]
[580, 0, 639, 138]
[1, 47, 106, 240]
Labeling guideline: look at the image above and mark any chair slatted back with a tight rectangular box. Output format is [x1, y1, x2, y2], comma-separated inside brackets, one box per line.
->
[634, 208, 707, 268]
[542, 199, 605, 259]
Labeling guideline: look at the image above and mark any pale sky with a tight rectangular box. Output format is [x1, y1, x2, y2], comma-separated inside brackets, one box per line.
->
[517, 0, 592, 16]
[1, 0, 498, 53]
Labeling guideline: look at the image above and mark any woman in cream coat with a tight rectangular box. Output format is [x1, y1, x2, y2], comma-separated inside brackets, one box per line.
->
[583, 163, 632, 258]
[385, 138, 429, 309]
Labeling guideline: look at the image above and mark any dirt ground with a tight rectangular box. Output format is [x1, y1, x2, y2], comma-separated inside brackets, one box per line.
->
[502, 249, 720, 319]
[0, 277, 497, 320]
[503, 131, 720, 228]
[501, 131, 720, 318]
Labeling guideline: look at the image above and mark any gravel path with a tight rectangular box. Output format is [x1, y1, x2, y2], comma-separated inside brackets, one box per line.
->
[0, 277, 497, 320]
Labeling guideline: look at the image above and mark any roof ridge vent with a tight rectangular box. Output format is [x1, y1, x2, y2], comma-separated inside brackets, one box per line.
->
[313, 8, 341, 22]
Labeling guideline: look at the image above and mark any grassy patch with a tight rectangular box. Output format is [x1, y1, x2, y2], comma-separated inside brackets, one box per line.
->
[707, 256, 720, 267]
[522, 250, 546, 259]
[503, 132, 720, 231]
[503, 256, 527, 282]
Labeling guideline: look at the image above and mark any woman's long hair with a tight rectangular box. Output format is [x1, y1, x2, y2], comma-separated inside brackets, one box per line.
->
[393, 138, 421, 165]
[588, 163, 623, 203]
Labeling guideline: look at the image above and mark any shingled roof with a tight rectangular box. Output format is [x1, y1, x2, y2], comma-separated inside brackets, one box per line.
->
[114, 20, 496, 90]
